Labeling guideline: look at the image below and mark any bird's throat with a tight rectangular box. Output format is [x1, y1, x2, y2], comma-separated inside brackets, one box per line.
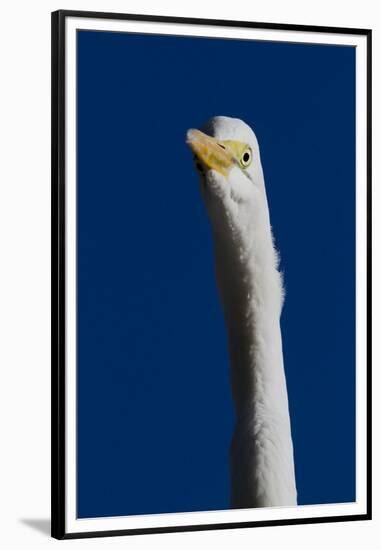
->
[211, 205, 297, 508]
[213, 210, 284, 413]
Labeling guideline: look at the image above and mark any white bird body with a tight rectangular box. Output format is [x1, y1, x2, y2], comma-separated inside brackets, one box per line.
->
[187, 116, 297, 508]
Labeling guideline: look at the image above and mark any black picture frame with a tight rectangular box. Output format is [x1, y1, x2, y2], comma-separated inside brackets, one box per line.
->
[51, 9, 372, 540]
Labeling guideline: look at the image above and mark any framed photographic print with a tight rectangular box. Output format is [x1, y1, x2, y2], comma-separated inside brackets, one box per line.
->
[51, 9, 371, 540]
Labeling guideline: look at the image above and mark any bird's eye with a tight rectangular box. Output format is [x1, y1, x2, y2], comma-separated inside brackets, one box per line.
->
[240, 148, 252, 168]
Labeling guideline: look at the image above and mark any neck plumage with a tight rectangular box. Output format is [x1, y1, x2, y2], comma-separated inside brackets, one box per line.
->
[211, 198, 297, 508]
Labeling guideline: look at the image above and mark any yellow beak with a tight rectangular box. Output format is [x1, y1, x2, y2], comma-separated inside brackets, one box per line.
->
[186, 129, 236, 177]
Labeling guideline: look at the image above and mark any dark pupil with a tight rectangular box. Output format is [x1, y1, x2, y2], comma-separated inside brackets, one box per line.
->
[243, 152, 250, 163]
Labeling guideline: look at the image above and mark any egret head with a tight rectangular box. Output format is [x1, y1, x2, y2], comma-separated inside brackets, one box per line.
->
[186, 116, 269, 246]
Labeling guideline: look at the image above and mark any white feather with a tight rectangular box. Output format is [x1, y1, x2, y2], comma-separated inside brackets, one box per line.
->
[195, 116, 297, 508]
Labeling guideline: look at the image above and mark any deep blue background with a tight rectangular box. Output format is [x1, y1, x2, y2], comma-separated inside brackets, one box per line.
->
[77, 30, 356, 518]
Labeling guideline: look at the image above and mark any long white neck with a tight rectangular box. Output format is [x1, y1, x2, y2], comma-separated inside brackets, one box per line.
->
[211, 196, 297, 508]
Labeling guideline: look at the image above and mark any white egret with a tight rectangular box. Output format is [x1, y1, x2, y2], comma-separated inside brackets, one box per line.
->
[186, 116, 297, 508]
